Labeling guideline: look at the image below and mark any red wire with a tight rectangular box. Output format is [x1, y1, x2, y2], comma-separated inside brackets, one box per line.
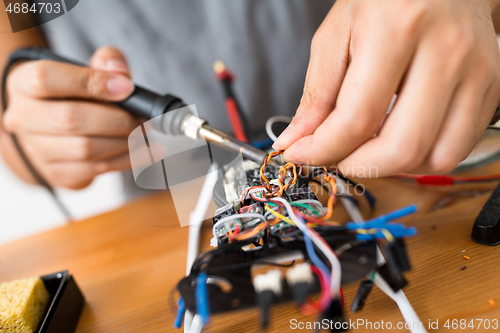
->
[301, 297, 320, 316]
[393, 173, 500, 186]
[225, 98, 248, 142]
[310, 265, 331, 311]
[241, 186, 265, 203]
[340, 287, 344, 309]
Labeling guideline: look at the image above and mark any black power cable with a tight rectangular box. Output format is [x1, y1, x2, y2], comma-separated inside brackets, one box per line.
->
[1, 49, 73, 221]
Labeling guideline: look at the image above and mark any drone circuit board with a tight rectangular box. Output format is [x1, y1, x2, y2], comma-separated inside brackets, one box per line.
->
[176, 151, 417, 331]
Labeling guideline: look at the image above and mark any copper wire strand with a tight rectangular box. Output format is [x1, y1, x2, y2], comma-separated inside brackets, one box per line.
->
[229, 151, 340, 243]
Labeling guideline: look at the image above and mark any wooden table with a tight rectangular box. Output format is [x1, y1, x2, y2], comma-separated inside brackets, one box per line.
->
[1, 162, 500, 333]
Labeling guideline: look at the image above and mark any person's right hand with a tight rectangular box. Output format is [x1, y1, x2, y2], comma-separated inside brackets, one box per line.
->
[2, 46, 139, 189]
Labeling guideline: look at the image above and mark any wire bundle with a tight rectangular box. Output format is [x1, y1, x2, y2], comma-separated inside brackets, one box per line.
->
[206, 151, 417, 320]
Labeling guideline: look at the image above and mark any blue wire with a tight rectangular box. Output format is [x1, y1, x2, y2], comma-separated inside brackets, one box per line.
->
[251, 138, 274, 149]
[195, 272, 210, 325]
[173, 297, 185, 328]
[297, 215, 331, 279]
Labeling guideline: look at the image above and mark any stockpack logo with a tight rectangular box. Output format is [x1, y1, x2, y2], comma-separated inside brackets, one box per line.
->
[3, 0, 79, 33]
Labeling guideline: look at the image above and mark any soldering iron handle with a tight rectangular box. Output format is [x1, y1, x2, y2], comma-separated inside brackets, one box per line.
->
[7, 47, 187, 120]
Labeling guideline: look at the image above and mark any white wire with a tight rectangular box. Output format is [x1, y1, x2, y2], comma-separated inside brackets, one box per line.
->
[187, 164, 219, 275]
[293, 199, 323, 207]
[187, 314, 204, 333]
[184, 164, 218, 332]
[184, 310, 193, 333]
[270, 197, 342, 299]
[211, 213, 266, 238]
[265, 115, 292, 142]
[373, 272, 428, 333]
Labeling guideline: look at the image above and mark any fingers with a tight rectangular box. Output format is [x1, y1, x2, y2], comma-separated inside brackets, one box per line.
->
[21, 135, 130, 162]
[7, 58, 134, 101]
[4, 98, 141, 137]
[413, 72, 499, 174]
[282, 4, 418, 165]
[337, 35, 468, 177]
[41, 153, 132, 190]
[88, 46, 132, 78]
[272, 0, 351, 151]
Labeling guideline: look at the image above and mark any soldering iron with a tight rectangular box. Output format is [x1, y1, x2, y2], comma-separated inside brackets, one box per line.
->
[2, 47, 271, 165]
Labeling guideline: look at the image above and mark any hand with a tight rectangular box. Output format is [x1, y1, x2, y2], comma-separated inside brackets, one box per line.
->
[273, 0, 500, 177]
[3, 46, 139, 189]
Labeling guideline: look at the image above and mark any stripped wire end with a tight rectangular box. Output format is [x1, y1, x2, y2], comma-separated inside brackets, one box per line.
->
[213, 60, 234, 81]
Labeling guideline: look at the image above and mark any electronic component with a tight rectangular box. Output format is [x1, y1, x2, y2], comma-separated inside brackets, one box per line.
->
[212, 204, 238, 225]
[288, 187, 319, 201]
[178, 151, 417, 332]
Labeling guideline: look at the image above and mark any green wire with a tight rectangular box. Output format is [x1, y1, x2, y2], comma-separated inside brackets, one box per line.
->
[264, 200, 322, 216]
[290, 202, 322, 215]
[370, 270, 376, 282]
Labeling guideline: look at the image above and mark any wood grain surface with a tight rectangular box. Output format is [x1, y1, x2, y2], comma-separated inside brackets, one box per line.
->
[1, 162, 499, 333]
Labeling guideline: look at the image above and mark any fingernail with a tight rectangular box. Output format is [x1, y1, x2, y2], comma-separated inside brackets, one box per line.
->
[106, 59, 129, 73]
[108, 76, 134, 96]
[272, 124, 294, 148]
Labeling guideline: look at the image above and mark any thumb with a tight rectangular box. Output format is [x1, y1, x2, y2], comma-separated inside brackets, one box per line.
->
[89, 46, 132, 78]
[272, 1, 351, 152]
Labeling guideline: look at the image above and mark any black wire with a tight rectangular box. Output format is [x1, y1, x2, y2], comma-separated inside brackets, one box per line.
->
[335, 173, 376, 209]
[308, 179, 331, 193]
[190, 238, 255, 273]
[167, 286, 180, 315]
[1, 48, 73, 221]
[207, 260, 296, 273]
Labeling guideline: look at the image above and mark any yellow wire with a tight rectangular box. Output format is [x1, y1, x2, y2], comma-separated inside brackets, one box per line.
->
[356, 228, 394, 242]
[265, 204, 295, 225]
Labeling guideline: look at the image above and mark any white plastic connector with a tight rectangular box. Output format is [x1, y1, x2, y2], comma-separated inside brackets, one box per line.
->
[247, 187, 267, 197]
[253, 269, 283, 296]
[285, 262, 314, 286]
[243, 160, 261, 171]
[223, 182, 239, 203]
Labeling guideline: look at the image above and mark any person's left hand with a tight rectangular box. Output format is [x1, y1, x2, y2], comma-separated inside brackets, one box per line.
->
[273, 0, 500, 177]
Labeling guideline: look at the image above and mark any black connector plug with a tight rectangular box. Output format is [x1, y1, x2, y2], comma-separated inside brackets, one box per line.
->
[350, 280, 374, 312]
[285, 263, 314, 307]
[322, 299, 347, 332]
[256, 290, 274, 328]
[379, 238, 411, 281]
[253, 270, 282, 328]
[377, 263, 407, 292]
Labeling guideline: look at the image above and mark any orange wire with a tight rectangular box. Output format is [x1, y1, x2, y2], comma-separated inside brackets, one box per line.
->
[260, 151, 301, 197]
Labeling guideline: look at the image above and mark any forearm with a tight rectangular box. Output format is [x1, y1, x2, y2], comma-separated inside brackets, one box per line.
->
[0, 6, 46, 183]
